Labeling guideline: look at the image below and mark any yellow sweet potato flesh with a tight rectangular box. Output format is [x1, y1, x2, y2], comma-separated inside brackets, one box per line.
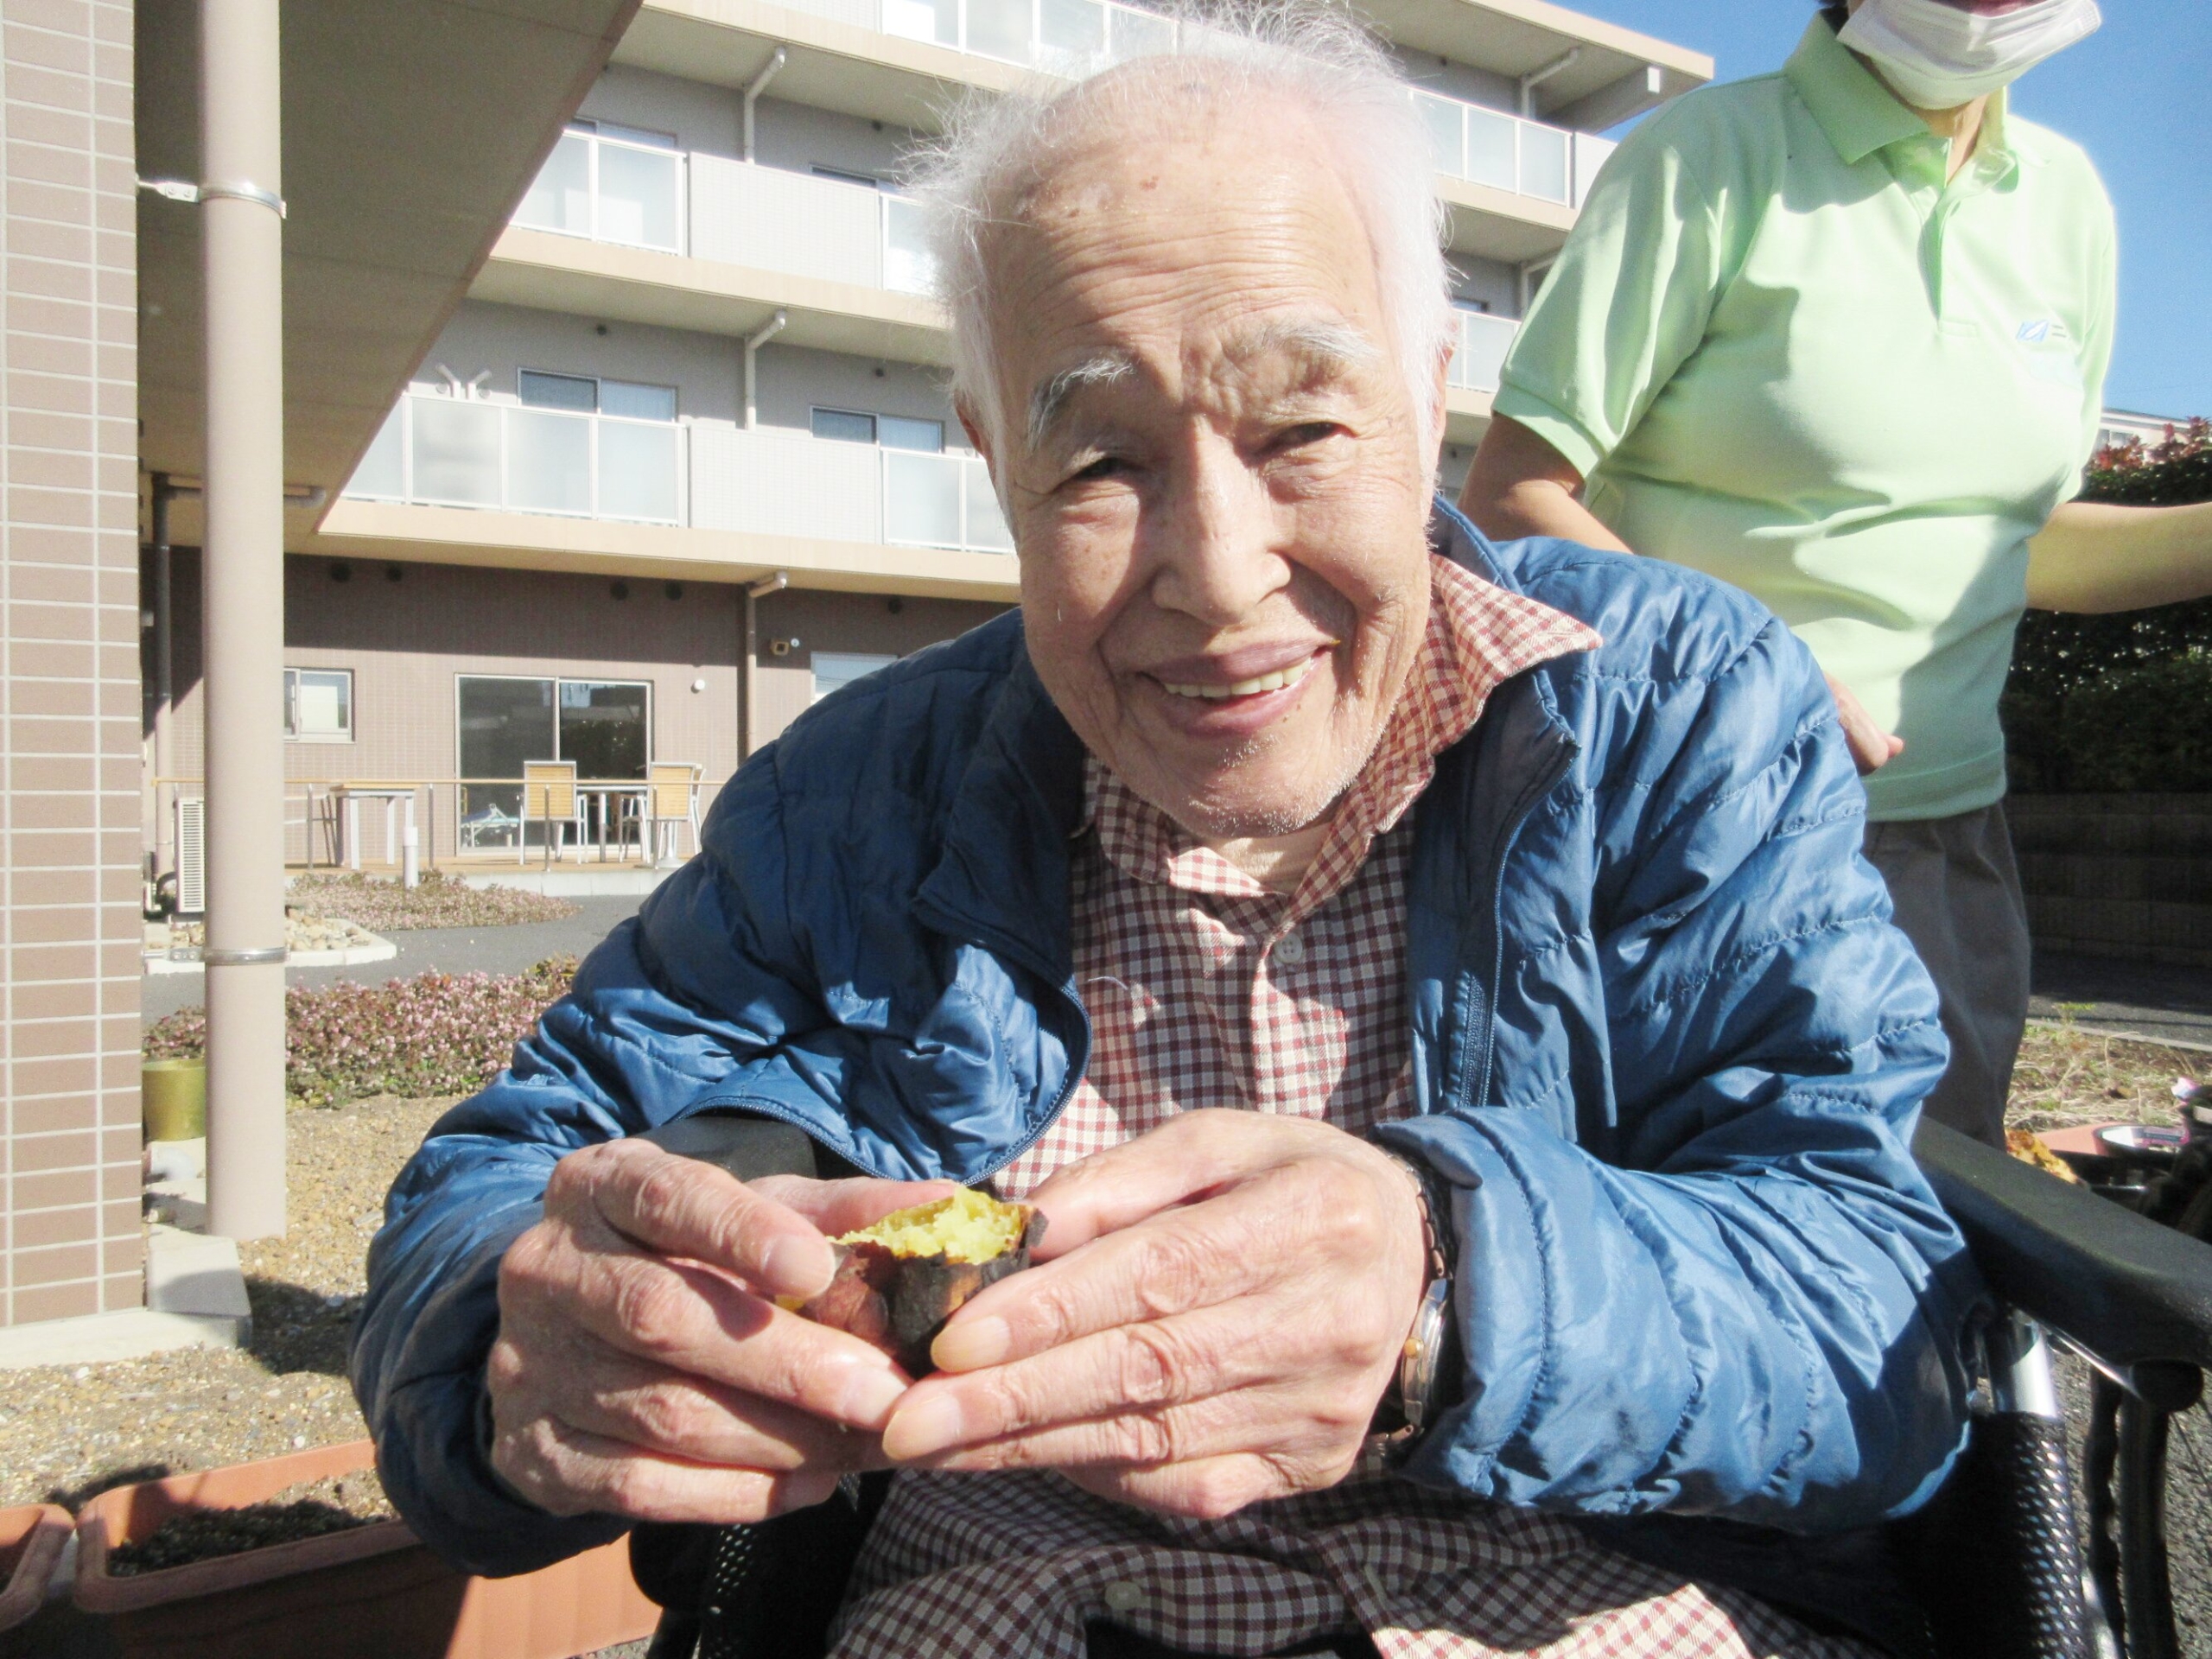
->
[834, 1188, 1027, 1264]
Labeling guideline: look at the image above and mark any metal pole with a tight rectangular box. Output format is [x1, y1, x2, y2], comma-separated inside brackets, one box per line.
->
[742, 571, 787, 760]
[150, 476, 175, 884]
[200, 0, 289, 1241]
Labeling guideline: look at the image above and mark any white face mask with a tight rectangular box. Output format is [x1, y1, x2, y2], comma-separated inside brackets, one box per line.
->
[1838, 0, 2101, 110]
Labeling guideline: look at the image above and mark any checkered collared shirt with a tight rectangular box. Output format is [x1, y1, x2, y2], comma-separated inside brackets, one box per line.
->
[827, 557, 1874, 1659]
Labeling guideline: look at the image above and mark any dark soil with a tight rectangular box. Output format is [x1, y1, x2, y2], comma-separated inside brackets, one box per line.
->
[106, 1468, 396, 1575]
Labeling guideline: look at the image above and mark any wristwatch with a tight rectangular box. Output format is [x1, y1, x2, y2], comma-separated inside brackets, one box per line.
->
[1372, 1150, 1457, 1446]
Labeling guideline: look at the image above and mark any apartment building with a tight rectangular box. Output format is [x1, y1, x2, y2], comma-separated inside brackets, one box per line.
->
[154, 0, 1711, 864]
[0, 0, 637, 1335]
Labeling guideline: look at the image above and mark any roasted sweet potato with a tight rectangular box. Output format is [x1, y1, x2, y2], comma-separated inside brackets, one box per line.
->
[793, 1189, 1044, 1375]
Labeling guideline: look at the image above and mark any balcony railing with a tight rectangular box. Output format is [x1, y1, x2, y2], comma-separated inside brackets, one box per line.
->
[690, 425, 1014, 554]
[345, 392, 685, 525]
[688, 157, 935, 294]
[1413, 90, 1614, 207]
[513, 128, 685, 253]
[345, 396, 1014, 555]
[1446, 310, 1518, 395]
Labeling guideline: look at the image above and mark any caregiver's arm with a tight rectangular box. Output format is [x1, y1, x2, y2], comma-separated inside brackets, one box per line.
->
[1456, 416, 1630, 552]
[2027, 498, 2212, 613]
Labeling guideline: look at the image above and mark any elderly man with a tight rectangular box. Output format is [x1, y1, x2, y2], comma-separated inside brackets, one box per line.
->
[353, 14, 1980, 1658]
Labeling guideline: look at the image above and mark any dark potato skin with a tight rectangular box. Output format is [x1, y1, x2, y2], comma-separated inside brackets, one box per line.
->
[799, 1211, 1046, 1375]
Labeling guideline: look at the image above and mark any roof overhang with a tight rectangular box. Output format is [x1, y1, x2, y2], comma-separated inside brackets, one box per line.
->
[136, 0, 644, 544]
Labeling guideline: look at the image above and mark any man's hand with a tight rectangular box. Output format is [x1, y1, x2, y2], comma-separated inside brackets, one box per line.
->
[489, 1137, 950, 1524]
[1827, 672, 1904, 774]
[878, 1111, 1428, 1518]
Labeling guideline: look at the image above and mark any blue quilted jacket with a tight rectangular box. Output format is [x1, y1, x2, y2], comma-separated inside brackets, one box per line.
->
[353, 507, 1980, 1580]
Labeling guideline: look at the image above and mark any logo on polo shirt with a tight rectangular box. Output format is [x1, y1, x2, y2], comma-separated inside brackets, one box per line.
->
[2017, 318, 2071, 346]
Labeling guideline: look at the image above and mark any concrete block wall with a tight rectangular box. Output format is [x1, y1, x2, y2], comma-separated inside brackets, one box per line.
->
[3, 0, 144, 1326]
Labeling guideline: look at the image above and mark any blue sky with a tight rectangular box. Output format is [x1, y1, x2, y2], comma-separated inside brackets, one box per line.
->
[1557, 1, 2212, 418]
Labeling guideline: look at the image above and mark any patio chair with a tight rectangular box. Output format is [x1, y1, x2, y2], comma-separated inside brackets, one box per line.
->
[628, 1114, 2212, 1659]
[645, 762, 704, 866]
[521, 760, 584, 868]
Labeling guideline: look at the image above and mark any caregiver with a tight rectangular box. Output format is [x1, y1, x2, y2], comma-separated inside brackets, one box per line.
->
[1460, 0, 2212, 1146]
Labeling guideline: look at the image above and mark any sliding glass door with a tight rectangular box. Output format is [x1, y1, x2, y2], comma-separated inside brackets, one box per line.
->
[456, 675, 650, 849]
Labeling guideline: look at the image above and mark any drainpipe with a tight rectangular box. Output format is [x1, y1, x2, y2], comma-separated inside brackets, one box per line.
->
[742, 48, 786, 163]
[742, 570, 788, 759]
[200, 0, 289, 1242]
[743, 309, 786, 431]
[1517, 254, 1556, 315]
[1516, 47, 1580, 118]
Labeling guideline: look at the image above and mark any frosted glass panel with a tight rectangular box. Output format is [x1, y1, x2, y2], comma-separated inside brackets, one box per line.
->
[1039, 0, 1102, 64]
[509, 409, 591, 515]
[883, 195, 935, 295]
[966, 0, 1032, 63]
[884, 0, 957, 44]
[1463, 107, 1516, 191]
[1104, 3, 1173, 60]
[516, 132, 591, 234]
[411, 398, 501, 507]
[598, 143, 682, 249]
[885, 450, 961, 546]
[599, 421, 680, 523]
[1413, 92, 1461, 177]
[965, 465, 1014, 552]
[348, 404, 405, 499]
[1519, 123, 1569, 203]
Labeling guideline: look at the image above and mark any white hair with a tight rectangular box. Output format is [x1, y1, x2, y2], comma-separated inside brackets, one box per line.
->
[911, 1, 1454, 460]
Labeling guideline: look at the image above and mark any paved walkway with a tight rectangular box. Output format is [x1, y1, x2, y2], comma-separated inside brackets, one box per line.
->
[2030, 951, 2212, 1050]
[140, 895, 645, 1027]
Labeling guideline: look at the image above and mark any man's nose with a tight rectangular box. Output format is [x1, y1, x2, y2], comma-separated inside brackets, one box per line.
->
[1145, 434, 1287, 626]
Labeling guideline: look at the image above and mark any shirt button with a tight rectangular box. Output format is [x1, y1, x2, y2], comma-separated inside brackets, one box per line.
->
[1274, 928, 1306, 966]
[1103, 1580, 1147, 1614]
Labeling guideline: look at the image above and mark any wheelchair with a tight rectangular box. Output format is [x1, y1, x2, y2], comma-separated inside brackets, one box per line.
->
[631, 1115, 2212, 1659]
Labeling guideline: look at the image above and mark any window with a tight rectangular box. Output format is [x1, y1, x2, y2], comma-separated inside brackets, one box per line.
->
[284, 668, 353, 741]
[811, 407, 878, 445]
[812, 165, 887, 190]
[810, 407, 945, 452]
[812, 652, 897, 703]
[520, 371, 677, 422]
[455, 675, 652, 849]
[572, 117, 677, 149]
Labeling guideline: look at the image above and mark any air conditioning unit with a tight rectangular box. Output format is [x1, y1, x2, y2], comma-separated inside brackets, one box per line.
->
[175, 797, 207, 917]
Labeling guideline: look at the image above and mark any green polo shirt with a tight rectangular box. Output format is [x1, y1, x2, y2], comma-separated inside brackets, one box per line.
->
[1494, 16, 2115, 821]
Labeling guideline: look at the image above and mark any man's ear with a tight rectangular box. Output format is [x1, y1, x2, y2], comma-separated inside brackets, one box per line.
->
[957, 397, 995, 471]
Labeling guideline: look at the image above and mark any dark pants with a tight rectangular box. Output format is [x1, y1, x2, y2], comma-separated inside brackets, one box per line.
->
[1862, 802, 2031, 1149]
[1086, 1625, 1380, 1659]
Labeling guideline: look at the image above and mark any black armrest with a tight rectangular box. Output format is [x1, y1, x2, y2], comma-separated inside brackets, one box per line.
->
[641, 1112, 819, 1183]
[1914, 1119, 2212, 1373]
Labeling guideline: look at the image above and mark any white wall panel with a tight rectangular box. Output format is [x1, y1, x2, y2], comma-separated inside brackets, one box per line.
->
[690, 155, 884, 284]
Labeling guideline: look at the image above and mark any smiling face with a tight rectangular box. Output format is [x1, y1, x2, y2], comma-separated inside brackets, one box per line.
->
[969, 86, 1446, 839]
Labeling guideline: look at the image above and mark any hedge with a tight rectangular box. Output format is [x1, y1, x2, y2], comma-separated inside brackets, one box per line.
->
[2003, 418, 2212, 793]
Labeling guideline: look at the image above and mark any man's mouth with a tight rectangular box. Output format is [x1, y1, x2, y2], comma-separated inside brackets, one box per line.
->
[1156, 653, 1322, 702]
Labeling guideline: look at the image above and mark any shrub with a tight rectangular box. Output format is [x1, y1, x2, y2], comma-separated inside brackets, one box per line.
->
[283, 872, 578, 932]
[144, 957, 578, 1108]
[2005, 419, 2212, 792]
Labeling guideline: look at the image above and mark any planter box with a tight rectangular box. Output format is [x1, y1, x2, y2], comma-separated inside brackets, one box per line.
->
[74, 1440, 658, 1659]
[2008, 793, 2212, 967]
[0, 1502, 72, 1632]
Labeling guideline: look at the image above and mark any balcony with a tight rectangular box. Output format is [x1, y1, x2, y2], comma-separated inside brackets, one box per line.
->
[1446, 309, 1517, 395]
[514, 127, 686, 253]
[690, 424, 1012, 552]
[346, 392, 686, 524]
[689, 157, 935, 294]
[343, 391, 1014, 556]
[1414, 88, 1613, 207]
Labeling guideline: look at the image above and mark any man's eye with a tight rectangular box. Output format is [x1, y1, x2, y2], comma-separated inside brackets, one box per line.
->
[1272, 422, 1343, 451]
[1067, 454, 1127, 484]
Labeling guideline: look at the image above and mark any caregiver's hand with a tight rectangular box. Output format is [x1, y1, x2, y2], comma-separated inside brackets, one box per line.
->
[490, 1136, 950, 1523]
[1827, 672, 1904, 774]
[879, 1110, 1428, 1518]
